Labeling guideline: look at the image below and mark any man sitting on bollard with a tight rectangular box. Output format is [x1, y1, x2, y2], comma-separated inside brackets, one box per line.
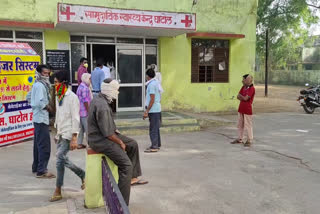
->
[87, 78, 148, 206]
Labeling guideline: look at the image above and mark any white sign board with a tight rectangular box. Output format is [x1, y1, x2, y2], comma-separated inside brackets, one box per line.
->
[58, 3, 196, 31]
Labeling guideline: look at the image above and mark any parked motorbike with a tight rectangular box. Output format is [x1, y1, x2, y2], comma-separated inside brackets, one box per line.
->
[297, 83, 320, 114]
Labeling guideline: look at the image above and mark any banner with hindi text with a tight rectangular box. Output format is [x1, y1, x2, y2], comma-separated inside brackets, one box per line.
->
[0, 42, 40, 146]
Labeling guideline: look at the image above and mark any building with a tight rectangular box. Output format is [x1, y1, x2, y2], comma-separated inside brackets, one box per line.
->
[302, 35, 320, 70]
[0, 0, 257, 112]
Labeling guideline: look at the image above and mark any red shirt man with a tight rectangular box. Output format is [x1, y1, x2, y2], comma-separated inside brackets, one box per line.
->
[77, 57, 88, 85]
[231, 74, 255, 147]
[238, 85, 255, 115]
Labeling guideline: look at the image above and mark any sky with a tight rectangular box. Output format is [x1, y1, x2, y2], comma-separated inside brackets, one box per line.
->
[309, 4, 320, 36]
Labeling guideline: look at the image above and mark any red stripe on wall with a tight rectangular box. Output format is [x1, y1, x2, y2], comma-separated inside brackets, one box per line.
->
[0, 20, 54, 29]
[187, 32, 245, 39]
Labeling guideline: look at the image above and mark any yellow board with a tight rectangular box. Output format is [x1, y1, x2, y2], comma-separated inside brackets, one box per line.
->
[85, 154, 119, 209]
[0, 54, 40, 103]
[0, 54, 40, 75]
[0, 42, 40, 146]
[0, 75, 35, 103]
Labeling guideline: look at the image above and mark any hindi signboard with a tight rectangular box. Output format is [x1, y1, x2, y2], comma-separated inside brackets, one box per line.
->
[46, 50, 70, 72]
[0, 42, 40, 146]
[58, 3, 196, 31]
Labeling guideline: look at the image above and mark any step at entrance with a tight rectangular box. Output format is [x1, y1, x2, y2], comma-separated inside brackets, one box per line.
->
[115, 112, 200, 135]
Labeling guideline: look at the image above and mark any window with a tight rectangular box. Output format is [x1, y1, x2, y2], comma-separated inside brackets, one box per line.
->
[0, 30, 45, 63]
[87, 36, 114, 43]
[16, 31, 43, 40]
[117, 38, 143, 44]
[0, 30, 13, 38]
[145, 46, 157, 69]
[304, 64, 313, 70]
[191, 39, 229, 83]
[71, 43, 85, 83]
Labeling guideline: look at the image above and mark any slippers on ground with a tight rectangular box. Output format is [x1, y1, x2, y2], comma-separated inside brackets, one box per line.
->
[131, 179, 149, 186]
[49, 195, 62, 202]
[77, 144, 87, 149]
[36, 172, 56, 179]
[144, 148, 159, 153]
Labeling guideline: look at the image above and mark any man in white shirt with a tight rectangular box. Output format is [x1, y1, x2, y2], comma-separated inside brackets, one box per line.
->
[50, 71, 85, 202]
[102, 59, 111, 79]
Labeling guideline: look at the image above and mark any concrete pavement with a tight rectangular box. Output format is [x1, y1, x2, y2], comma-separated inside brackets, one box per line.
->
[1, 112, 320, 214]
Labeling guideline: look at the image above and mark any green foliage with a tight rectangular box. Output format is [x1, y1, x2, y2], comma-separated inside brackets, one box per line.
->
[257, 0, 319, 69]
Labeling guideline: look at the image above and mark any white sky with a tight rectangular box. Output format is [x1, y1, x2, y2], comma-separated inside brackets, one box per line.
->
[309, 6, 320, 36]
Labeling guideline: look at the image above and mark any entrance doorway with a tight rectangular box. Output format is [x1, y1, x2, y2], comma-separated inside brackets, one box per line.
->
[87, 44, 115, 74]
[70, 36, 158, 112]
[87, 44, 144, 111]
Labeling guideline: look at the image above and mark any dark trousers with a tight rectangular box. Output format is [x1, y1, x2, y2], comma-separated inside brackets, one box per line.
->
[91, 134, 142, 205]
[32, 122, 51, 175]
[148, 112, 161, 149]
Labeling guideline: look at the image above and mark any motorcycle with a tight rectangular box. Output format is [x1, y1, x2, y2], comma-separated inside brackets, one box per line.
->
[297, 83, 320, 114]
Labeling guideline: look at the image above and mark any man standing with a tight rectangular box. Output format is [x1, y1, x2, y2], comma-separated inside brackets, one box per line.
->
[102, 59, 111, 80]
[143, 69, 162, 153]
[88, 79, 148, 206]
[76, 73, 92, 149]
[91, 59, 105, 96]
[50, 71, 85, 202]
[77, 57, 88, 86]
[31, 65, 55, 178]
[231, 74, 255, 147]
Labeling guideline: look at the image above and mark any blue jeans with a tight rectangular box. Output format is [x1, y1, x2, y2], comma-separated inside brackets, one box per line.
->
[32, 122, 51, 175]
[56, 137, 85, 188]
[148, 112, 161, 149]
[77, 117, 88, 145]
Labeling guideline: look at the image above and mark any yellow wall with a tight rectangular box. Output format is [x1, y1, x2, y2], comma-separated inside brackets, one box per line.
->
[44, 30, 70, 50]
[1, 0, 258, 112]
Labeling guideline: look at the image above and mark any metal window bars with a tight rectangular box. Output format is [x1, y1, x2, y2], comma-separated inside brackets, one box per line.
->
[102, 157, 130, 214]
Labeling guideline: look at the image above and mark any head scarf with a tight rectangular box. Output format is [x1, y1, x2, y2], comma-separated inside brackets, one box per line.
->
[150, 64, 158, 72]
[55, 83, 68, 106]
[101, 80, 120, 103]
[81, 73, 91, 86]
[81, 73, 93, 99]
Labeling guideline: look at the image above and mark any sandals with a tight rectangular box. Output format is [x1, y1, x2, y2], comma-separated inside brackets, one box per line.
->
[49, 195, 62, 202]
[77, 144, 87, 149]
[230, 139, 242, 144]
[144, 148, 159, 153]
[244, 141, 252, 147]
[36, 172, 56, 179]
[131, 179, 149, 186]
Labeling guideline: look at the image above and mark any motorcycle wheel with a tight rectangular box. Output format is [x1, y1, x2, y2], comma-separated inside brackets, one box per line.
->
[303, 104, 315, 114]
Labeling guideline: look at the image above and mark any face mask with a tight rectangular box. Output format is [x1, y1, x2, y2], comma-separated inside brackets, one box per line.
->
[84, 63, 88, 68]
[42, 76, 50, 83]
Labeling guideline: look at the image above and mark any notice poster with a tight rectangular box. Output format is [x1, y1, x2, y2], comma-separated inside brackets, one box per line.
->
[0, 42, 40, 146]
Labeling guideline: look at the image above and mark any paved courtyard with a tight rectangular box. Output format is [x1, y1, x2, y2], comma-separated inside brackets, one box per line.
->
[1, 110, 320, 214]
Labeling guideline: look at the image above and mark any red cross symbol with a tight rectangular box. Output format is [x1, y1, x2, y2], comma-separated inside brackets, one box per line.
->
[61, 6, 75, 21]
[181, 15, 193, 28]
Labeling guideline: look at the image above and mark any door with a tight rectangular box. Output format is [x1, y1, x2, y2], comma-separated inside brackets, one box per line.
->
[116, 45, 144, 111]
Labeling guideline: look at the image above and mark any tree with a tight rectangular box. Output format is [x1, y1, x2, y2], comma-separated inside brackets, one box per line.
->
[306, 0, 320, 9]
[256, 0, 319, 69]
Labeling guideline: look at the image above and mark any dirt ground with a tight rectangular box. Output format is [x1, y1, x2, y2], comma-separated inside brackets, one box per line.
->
[254, 84, 305, 113]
